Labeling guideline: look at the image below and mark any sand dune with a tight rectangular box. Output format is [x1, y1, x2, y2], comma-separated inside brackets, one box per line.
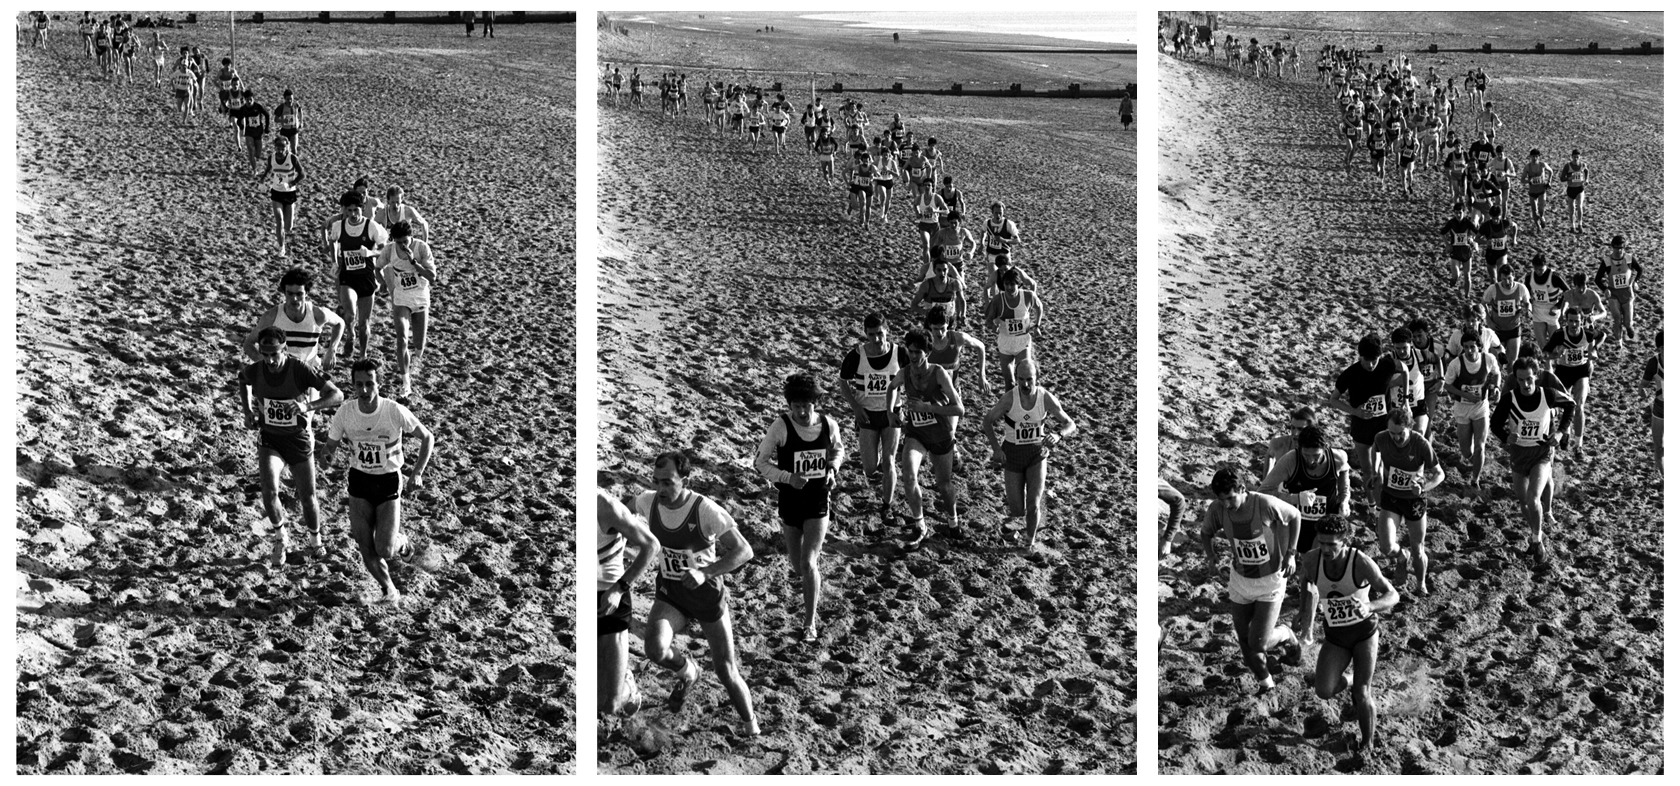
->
[596, 18, 1136, 775]
[16, 20, 576, 774]
[1158, 17, 1661, 775]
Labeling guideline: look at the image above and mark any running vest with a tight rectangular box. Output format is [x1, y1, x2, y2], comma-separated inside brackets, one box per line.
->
[1486, 224, 1511, 253]
[996, 291, 1033, 338]
[776, 414, 831, 487]
[984, 218, 1016, 254]
[217, 67, 235, 91]
[851, 164, 874, 189]
[931, 225, 962, 262]
[922, 276, 958, 311]
[275, 102, 299, 129]
[927, 332, 962, 372]
[1551, 329, 1592, 368]
[1218, 496, 1284, 580]
[1318, 549, 1374, 628]
[1002, 387, 1047, 445]
[1392, 348, 1425, 406]
[914, 195, 938, 222]
[1488, 284, 1523, 329]
[1450, 352, 1492, 402]
[1605, 257, 1635, 292]
[272, 306, 331, 362]
[173, 68, 194, 91]
[336, 218, 376, 275]
[597, 517, 625, 590]
[1562, 162, 1586, 185]
[1527, 270, 1562, 312]
[640, 493, 724, 585]
[902, 366, 952, 436]
[245, 358, 319, 435]
[1282, 451, 1342, 520]
[1505, 390, 1556, 448]
[855, 344, 900, 412]
[268, 152, 297, 192]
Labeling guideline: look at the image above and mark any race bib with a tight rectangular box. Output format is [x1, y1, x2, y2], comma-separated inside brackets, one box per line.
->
[1324, 595, 1365, 626]
[1385, 465, 1418, 491]
[1570, 172, 1584, 184]
[344, 254, 367, 271]
[1490, 237, 1507, 251]
[657, 550, 696, 580]
[1519, 418, 1543, 440]
[1454, 232, 1471, 245]
[1462, 383, 1483, 400]
[862, 372, 890, 403]
[793, 449, 827, 480]
[1013, 422, 1043, 444]
[908, 408, 937, 428]
[400, 271, 419, 289]
[1612, 272, 1632, 289]
[1233, 535, 1270, 566]
[1005, 318, 1029, 336]
[1298, 489, 1327, 519]
[1361, 397, 1388, 417]
[263, 398, 297, 427]
[270, 171, 292, 190]
[354, 440, 387, 472]
[1496, 299, 1516, 318]
[1561, 347, 1586, 365]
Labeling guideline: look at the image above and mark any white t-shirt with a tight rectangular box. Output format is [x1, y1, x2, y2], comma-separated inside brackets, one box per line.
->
[328, 397, 421, 474]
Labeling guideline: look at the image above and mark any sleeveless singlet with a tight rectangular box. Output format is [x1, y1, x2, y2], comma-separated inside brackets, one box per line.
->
[1002, 387, 1047, 445]
[996, 290, 1033, 339]
[1282, 451, 1341, 521]
[1317, 549, 1374, 629]
[597, 516, 625, 590]
[1551, 329, 1592, 368]
[268, 152, 297, 192]
[984, 218, 1016, 254]
[271, 307, 332, 363]
[1450, 351, 1492, 402]
[337, 218, 376, 277]
[1507, 391, 1556, 448]
[855, 343, 901, 412]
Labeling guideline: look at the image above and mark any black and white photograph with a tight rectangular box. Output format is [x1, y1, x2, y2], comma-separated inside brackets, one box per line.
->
[594, 10, 1137, 774]
[1156, 11, 1662, 774]
[16, 11, 577, 774]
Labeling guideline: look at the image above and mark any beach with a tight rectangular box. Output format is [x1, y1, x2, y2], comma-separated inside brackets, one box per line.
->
[1157, 12, 1662, 774]
[16, 17, 576, 774]
[597, 13, 1136, 775]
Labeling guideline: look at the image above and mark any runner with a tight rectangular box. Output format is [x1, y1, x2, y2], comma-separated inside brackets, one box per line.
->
[911, 256, 968, 326]
[1258, 424, 1351, 553]
[112, 18, 135, 82]
[1443, 328, 1501, 488]
[1197, 467, 1301, 693]
[148, 31, 167, 85]
[324, 190, 391, 361]
[1441, 202, 1478, 300]
[597, 491, 658, 715]
[871, 140, 899, 222]
[980, 357, 1078, 550]
[1593, 235, 1642, 348]
[1396, 127, 1419, 198]
[1490, 358, 1578, 565]
[983, 267, 1045, 388]
[1386, 327, 1430, 440]
[1482, 262, 1532, 364]
[1641, 331, 1664, 476]
[1559, 149, 1589, 233]
[753, 373, 845, 642]
[232, 89, 270, 175]
[838, 313, 910, 531]
[910, 178, 947, 258]
[924, 209, 976, 281]
[1368, 408, 1444, 594]
[257, 136, 304, 257]
[635, 451, 761, 736]
[238, 327, 344, 565]
[1543, 305, 1605, 451]
[375, 221, 439, 397]
[374, 185, 432, 242]
[1258, 406, 1319, 477]
[768, 99, 790, 154]
[215, 56, 239, 115]
[1560, 271, 1611, 329]
[1293, 515, 1400, 753]
[813, 129, 839, 183]
[1523, 252, 1568, 348]
[1330, 334, 1399, 481]
[1119, 93, 1134, 130]
[321, 358, 435, 603]
[1478, 205, 1516, 289]
[981, 201, 1023, 281]
[1521, 148, 1555, 231]
[847, 151, 878, 226]
[887, 330, 964, 546]
[273, 88, 303, 153]
[242, 267, 344, 373]
[170, 51, 195, 123]
[1159, 481, 1187, 558]
[937, 176, 969, 219]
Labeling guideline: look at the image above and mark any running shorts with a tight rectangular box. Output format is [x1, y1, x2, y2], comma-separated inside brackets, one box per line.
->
[1002, 441, 1045, 473]
[259, 429, 314, 466]
[1324, 615, 1379, 649]
[1510, 442, 1555, 477]
[598, 588, 632, 635]
[270, 189, 298, 206]
[1554, 362, 1590, 389]
[1379, 491, 1427, 522]
[1228, 567, 1286, 605]
[348, 467, 401, 504]
[1566, 185, 1584, 199]
[655, 579, 727, 625]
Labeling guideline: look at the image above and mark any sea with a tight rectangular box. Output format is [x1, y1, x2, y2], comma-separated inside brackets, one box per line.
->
[799, 12, 1137, 47]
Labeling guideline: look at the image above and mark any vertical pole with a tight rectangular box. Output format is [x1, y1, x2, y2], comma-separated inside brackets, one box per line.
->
[228, 11, 234, 57]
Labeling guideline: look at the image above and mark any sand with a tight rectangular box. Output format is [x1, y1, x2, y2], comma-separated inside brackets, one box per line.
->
[16, 18, 576, 774]
[1157, 13, 1662, 775]
[596, 14, 1136, 775]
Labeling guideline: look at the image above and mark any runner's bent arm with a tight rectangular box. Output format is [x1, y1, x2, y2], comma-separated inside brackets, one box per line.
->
[980, 392, 1011, 454]
[752, 418, 796, 485]
[960, 331, 991, 391]
[405, 421, 434, 490]
[1043, 390, 1076, 443]
[1361, 552, 1401, 614]
[1295, 548, 1320, 642]
[241, 308, 279, 363]
[705, 528, 754, 578]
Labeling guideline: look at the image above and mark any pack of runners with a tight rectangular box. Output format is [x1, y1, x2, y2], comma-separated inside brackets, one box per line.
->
[600, 71, 1108, 739]
[1169, 37, 1663, 757]
[28, 20, 452, 606]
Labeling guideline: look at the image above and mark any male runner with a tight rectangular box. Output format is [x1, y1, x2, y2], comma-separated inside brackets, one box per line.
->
[636, 451, 761, 736]
[983, 268, 1046, 388]
[238, 326, 344, 565]
[598, 490, 658, 715]
[889, 329, 964, 546]
[258, 135, 304, 256]
[1198, 467, 1301, 693]
[321, 358, 435, 603]
[754, 373, 846, 642]
[375, 221, 439, 397]
[243, 267, 344, 372]
[323, 190, 391, 360]
[839, 313, 911, 530]
[980, 357, 1077, 550]
[1368, 408, 1445, 593]
[1490, 358, 1577, 565]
